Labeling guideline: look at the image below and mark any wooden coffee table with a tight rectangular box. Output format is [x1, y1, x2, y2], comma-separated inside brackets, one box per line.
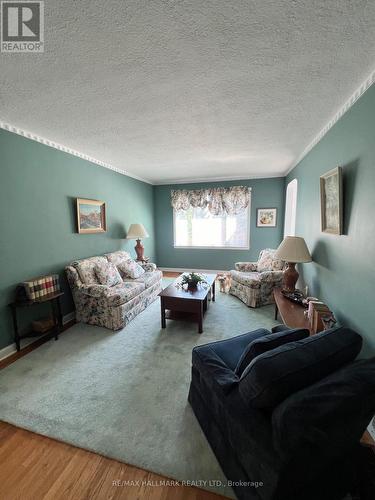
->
[159, 273, 216, 333]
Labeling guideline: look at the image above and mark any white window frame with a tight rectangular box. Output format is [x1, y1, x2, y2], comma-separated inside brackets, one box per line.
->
[284, 178, 298, 237]
[173, 204, 251, 250]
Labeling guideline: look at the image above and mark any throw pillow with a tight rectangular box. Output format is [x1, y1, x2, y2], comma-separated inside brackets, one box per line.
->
[257, 249, 278, 272]
[238, 326, 363, 409]
[117, 259, 145, 279]
[212, 328, 270, 371]
[235, 327, 309, 376]
[94, 262, 122, 287]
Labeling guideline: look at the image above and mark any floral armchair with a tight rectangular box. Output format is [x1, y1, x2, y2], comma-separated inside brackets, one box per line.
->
[229, 248, 284, 308]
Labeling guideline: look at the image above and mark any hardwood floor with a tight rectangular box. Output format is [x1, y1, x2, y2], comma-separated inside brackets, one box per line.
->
[162, 271, 180, 278]
[0, 271, 225, 500]
[0, 422, 226, 500]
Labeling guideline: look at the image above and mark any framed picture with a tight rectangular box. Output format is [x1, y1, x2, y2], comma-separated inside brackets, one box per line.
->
[320, 167, 343, 235]
[76, 198, 106, 234]
[257, 208, 277, 227]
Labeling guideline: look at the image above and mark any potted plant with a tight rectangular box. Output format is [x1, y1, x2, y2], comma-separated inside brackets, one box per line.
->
[178, 272, 208, 291]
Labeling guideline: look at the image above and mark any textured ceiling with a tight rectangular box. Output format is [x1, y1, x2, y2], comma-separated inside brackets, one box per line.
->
[1, 0, 375, 184]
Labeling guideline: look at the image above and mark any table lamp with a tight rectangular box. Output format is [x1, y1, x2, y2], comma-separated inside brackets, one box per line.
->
[275, 236, 312, 292]
[126, 223, 149, 261]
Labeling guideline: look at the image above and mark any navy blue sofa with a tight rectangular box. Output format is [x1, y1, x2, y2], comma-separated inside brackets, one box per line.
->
[188, 326, 375, 500]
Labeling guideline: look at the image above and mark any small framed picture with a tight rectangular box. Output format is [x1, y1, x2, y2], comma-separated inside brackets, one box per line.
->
[76, 198, 106, 234]
[257, 208, 277, 227]
[320, 167, 343, 235]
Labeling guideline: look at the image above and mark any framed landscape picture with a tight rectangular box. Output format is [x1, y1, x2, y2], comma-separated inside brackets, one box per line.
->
[257, 208, 277, 227]
[320, 167, 343, 235]
[76, 198, 106, 234]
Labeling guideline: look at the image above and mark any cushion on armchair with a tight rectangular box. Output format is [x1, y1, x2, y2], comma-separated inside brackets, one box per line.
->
[238, 326, 363, 409]
[235, 327, 310, 376]
[229, 271, 261, 288]
[235, 262, 258, 272]
[203, 328, 270, 371]
[257, 248, 284, 272]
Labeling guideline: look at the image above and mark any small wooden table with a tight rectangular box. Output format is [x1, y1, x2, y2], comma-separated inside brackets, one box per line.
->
[273, 288, 312, 334]
[8, 292, 63, 351]
[159, 274, 216, 333]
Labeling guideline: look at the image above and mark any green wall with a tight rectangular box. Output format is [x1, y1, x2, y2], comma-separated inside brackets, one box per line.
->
[154, 178, 285, 270]
[287, 84, 375, 357]
[0, 129, 155, 350]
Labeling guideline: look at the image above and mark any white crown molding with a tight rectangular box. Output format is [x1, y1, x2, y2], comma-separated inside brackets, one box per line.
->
[2, 69, 374, 186]
[0, 121, 152, 185]
[154, 173, 284, 185]
[285, 69, 375, 176]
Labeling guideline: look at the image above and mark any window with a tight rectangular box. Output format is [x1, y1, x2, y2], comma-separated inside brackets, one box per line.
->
[284, 179, 298, 237]
[173, 205, 250, 249]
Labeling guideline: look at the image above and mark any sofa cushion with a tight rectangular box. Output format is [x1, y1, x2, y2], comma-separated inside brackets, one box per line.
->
[72, 256, 108, 285]
[204, 328, 270, 371]
[117, 259, 145, 279]
[104, 282, 145, 307]
[235, 328, 310, 376]
[94, 261, 122, 287]
[272, 358, 375, 460]
[105, 250, 132, 266]
[230, 270, 261, 288]
[238, 327, 363, 409]
[123, 270, 162, 289]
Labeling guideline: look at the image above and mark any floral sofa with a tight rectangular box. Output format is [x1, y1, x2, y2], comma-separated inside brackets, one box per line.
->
[230, 248, 284, 308]
[66, 251, 162, 330]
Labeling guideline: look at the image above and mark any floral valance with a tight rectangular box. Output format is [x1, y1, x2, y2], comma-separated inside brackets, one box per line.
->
[171, 186, 251, 216]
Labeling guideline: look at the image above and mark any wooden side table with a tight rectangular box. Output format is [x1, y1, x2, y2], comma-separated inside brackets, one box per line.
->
[273, 288, 313, 334]
[8, 292, 64, 351]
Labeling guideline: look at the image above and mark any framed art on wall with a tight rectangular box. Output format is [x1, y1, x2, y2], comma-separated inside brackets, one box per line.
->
[320, 167, 343, 235]
[257, 208, 277, 227]
[76, 198, 106, 234]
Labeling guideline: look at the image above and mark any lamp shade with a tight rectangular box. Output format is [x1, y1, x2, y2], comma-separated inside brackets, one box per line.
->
[276, 236, 312, 263]
[126, 223, 149, 239]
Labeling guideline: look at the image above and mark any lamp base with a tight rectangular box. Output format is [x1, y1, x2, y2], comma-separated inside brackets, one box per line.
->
[134, 239, 144, 261]
[282, 262, 299, 292]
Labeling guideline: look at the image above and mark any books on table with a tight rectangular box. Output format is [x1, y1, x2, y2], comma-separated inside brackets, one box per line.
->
[21, 274, 60, 300]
